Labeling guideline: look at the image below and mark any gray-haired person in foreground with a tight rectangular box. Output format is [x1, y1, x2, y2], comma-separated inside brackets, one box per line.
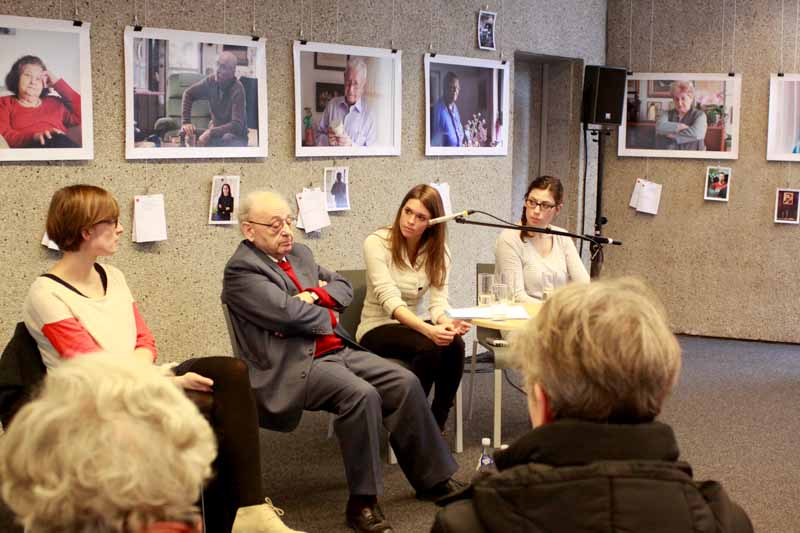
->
[433, 278, 753, 533]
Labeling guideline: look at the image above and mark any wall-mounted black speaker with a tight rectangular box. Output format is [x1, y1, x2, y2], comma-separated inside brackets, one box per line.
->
[581, 65, 627, 126]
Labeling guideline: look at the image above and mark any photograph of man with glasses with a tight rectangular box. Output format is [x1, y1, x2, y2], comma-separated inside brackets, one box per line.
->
[494, 175, 590, 302]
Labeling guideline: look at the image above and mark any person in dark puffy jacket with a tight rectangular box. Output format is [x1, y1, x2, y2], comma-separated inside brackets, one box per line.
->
[432, 277, 753, 533]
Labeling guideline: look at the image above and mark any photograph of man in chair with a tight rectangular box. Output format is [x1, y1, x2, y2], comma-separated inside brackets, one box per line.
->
[131, 37, 259, 148]
[221, 191, 464, 533]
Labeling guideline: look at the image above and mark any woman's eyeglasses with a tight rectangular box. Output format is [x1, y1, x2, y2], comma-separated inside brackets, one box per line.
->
[94, 218, 119, 227]
[524, 198, 557, 211]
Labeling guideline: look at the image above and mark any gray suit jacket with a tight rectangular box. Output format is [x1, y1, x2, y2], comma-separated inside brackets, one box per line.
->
[222, 240, 358, 431]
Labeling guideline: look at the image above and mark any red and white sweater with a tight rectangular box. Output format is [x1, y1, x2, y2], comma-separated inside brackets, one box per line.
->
[23, 263, 157, 369]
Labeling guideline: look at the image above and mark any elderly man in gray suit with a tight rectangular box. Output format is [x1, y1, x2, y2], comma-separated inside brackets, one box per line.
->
[221, 191, 463, 533]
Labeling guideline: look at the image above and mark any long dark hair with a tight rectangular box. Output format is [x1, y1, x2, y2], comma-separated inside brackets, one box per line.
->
[5, 55, 48, 98]
[388, 184, 448, 289]
[520, 176, 563, 242]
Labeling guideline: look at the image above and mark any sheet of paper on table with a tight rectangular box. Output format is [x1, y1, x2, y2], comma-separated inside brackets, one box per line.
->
[445, 304, 530, 320]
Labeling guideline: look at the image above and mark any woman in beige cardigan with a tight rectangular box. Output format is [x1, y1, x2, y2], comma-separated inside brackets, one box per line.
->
[356, 184, 470, 431]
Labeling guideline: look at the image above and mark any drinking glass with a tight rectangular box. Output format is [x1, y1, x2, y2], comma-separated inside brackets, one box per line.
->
[478, 273, 495, 306]
[493, 283, 511, 305]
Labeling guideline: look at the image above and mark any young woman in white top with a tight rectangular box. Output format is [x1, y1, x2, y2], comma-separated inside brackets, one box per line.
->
[357, 184, 470, 430]
[22, 185, 301, 533]
[494, 176, 589, 302]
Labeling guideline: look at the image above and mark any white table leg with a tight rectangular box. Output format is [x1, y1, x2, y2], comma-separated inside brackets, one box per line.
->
[493, 368, 502, 448]
[455, 382, 464, 453]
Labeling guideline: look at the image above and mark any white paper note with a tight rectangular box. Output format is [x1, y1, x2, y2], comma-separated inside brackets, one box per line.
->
[636, 181, 662, 215]
[132, 194, 168, 243]
[629, 178, 662, 215]
[429, 182, 453, 215]
[296, 189, 330, 233]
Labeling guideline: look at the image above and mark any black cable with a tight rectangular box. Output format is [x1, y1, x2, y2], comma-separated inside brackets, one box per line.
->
[503, 369, 526, 395]
[580, 126, 589, 256]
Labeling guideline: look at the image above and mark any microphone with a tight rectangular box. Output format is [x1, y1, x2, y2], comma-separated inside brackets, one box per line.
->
[428, 210, 474, 226]
[592, 235, 623, 245]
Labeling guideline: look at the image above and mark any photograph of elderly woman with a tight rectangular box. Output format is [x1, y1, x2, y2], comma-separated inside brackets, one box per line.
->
[425, 54, 509, 156]
[767, 74, 800, 161]
[294, 41, 402, 157]
[0, 15, 92, 161]
[619, 73, 740, 159]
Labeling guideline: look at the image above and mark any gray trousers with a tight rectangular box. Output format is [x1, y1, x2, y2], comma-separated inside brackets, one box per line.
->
[303, 347, 458, 496]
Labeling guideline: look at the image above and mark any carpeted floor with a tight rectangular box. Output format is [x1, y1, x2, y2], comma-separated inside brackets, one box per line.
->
[264, 335, 800, 533]
[0, 335, 794, 532]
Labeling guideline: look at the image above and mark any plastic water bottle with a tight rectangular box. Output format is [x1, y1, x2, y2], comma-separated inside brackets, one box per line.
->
[476, 437, 496, 473]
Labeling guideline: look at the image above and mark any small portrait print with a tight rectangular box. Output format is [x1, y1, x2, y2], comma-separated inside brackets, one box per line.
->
[775, 188, 800, 224]
[704, 166, 731, 202]
[208, 175, 240, 225]
[324, 166, 350, 211]
[0, 15, 94, 161]
[477, 11, 497, 51]
[620, 73, 741, 160]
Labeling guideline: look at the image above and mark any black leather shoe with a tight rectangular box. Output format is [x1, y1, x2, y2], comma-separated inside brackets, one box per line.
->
[416, 478, 468, 502]
[345, 503, 393, 533]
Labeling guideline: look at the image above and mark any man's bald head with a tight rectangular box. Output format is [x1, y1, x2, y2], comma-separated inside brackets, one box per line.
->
[216, 52, 238, 83]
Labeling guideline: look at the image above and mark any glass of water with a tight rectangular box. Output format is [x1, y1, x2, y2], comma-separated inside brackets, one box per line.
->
[478, 273, 495, 306]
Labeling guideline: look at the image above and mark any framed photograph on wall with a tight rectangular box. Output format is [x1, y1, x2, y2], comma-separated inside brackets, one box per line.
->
[775, 188, 800, 224]
[294, 41, 402, 157]
[477, 10, 497, 51]
[425, 53, 510, 156]
[619, 72, 741, 160]
[704, 166, 731, 202]
[124, 26, 268, 160]
[0, 15, 93, 161]
[766, 74, 800, 161]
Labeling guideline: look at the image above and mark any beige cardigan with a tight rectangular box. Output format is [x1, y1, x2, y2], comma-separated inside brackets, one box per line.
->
[356, 228, 450, 341]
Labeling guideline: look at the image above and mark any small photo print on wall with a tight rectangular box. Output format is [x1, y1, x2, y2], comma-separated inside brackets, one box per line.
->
[324, 167, 350, 211]
[619, 73, 741, 160]
[704, 166, 731, 202]
[208, 175, 240, 225]
[0, 15, 94, 161]
[425, 54, 510, 156]
[775, 188, 800, 224]
[124, 26, 268, 160]
[294, 41, 402, 157]
[477, 11, 497, 51]
[767, 74, 800, 161]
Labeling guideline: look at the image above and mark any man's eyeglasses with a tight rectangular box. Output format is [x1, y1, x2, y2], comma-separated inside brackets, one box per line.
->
[248, 216, 295, 233]
[524, 198, 557, 211]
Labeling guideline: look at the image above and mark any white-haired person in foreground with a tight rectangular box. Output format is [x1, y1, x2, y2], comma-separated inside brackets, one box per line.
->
[0, 354, 214, 532]
[432, 278, 753, 533]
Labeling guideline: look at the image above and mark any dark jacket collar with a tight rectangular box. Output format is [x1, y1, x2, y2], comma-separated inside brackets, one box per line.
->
[494, 418, 681, 471]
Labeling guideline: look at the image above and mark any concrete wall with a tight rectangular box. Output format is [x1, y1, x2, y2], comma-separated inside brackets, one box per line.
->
[0, 0, 606, 359]
[605, 0, 800, 343]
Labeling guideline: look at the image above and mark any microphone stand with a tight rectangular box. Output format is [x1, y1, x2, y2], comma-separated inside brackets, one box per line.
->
[452, 211, 620, 247]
